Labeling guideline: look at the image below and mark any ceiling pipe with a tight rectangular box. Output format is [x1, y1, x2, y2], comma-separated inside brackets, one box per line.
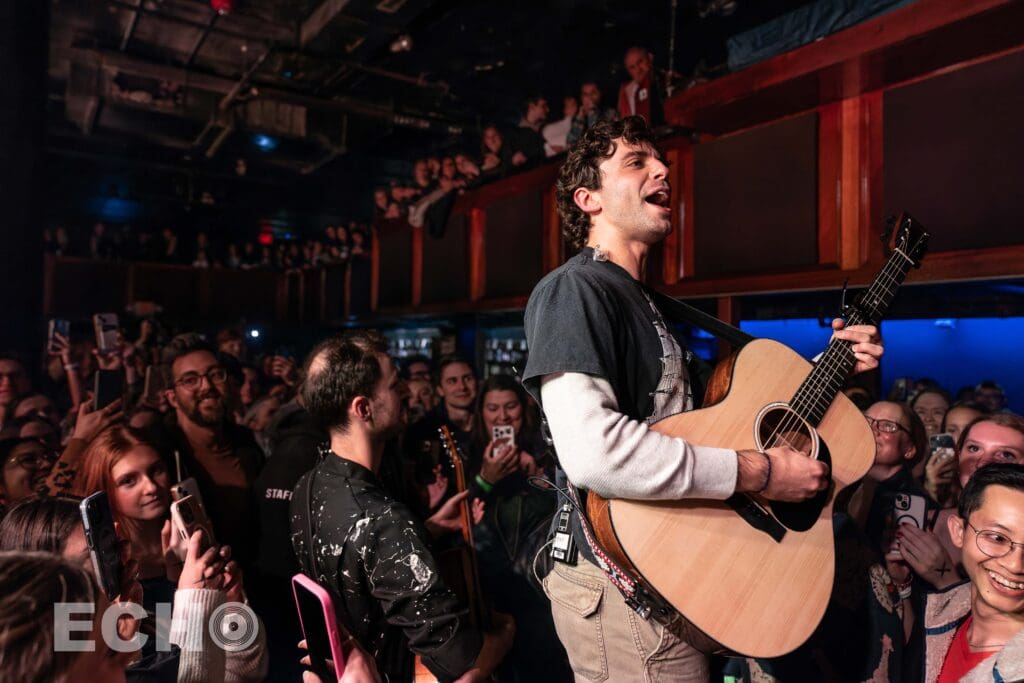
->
[119, 0, 144, 51]
[103, 0, 291, 45]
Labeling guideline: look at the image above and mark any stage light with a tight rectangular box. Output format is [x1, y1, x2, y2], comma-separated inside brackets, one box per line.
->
[389, 34, 413, 53]
[253, 134, 278, 151]
[249, 328, 261, 339]
[210, 0, 233, 15]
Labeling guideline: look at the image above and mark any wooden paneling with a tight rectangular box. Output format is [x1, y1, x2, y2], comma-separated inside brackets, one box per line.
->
[349, 257, 372, 318]
[883, 48, 1024, 253]
[133, 264, 200, 318]
[664, 0, 1024, 136]
[420, 212, 469, 305]
[817, 103, 841, 266]
[484, 192, 544, 298]
[376, 219, 413, 309]
[206, 268, 279, 320]
[48, 259, 129, 318]
[693, 113, 820, 278]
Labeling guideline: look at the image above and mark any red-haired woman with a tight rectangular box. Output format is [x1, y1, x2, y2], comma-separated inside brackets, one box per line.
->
[74, 425, 175, 586]
[73, 425, 267, 681]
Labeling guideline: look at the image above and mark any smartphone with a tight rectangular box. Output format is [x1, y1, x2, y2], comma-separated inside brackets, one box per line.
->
[893, 492, 928, 530]
[80, 492, 123, 600]
[170, 495, 216, 556]
[892, 377, 910, 402]
[171, 477, 205, 509]
[47, 318, 70, 351]
[929, 433, 956, 462]
[93, 313, 120, 354]
[491, 424, 515, 446]
[93, 369, 124, 411]
[143, 365, 167, 404]
[292, 573, 346, 680]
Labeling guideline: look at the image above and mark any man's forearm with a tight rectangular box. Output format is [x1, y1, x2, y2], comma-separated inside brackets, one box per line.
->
[540, 372, 738, 500]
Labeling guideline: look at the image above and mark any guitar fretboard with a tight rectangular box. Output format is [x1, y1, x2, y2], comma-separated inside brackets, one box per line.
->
[789, 247, 918, 426]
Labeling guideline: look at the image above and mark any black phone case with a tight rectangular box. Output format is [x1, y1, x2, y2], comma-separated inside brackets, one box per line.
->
[94, 369, 124, 410]
[80, 493, 122, 600]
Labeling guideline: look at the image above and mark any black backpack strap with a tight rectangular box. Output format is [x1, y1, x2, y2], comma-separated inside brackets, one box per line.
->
[303, 469, 319, 577]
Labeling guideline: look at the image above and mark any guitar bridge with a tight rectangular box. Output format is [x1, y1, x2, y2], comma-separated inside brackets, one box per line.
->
[726, 493, 787, 543]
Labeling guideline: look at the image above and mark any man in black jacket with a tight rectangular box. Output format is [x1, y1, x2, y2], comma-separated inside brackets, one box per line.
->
[290, 332, 513, 682]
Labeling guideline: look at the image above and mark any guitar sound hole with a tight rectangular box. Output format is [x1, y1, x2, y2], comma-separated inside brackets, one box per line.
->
[755, 405, 832, 533]
[756, 406, 815, 455]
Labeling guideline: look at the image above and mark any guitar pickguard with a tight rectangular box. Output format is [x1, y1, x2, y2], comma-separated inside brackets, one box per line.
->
[770, 438, 833, 532]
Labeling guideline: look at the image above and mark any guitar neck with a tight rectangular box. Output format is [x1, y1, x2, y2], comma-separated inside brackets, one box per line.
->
[438, 427, 489, 628]
[790, 246, 918, 426]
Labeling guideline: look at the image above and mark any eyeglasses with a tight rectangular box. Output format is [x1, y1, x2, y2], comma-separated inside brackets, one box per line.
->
[174, 367, 227, 391]
[4, 447, 58, 470]
[865, 416, 911, 435]
[965, 521, 1024, 559]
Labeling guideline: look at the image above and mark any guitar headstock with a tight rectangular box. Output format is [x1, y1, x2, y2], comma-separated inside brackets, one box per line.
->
[438, 425, 467, 491]
[884, 212, 930, 268]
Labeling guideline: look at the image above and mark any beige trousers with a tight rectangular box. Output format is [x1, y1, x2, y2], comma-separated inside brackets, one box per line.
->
[542, 557, 712, 682]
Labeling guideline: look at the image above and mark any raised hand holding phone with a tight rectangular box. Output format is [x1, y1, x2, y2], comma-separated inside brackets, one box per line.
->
[92, 313, 120, 355]
[479, 437, 517, 485]
[170, 494, 217, 560]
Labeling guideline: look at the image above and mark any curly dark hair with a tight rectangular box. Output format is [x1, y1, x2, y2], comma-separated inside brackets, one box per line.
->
[301, 331, 388, 433]
[555, 115, 659, 250]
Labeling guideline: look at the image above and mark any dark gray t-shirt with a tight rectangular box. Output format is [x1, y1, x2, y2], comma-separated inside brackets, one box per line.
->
[522, 247, 691, 422]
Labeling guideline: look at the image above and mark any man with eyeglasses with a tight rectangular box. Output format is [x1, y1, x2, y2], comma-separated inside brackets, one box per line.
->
[921, 463, 1024, 681]
[163, 334, 264, 569]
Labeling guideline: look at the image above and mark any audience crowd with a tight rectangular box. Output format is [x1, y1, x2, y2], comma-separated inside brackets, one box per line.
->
[0, 304, 1020, 681]
[44, 221, 372, 273]
[45, 47, 680, 269]
[8, 43, 1024, 683]
[371, 46, 674, 233]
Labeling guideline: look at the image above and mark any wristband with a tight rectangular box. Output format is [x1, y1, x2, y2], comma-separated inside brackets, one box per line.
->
[893, 576, 913, 599]
[474, 474, 493, 494]
[63, 363, 79, 371]
[757, 451, 772, 493]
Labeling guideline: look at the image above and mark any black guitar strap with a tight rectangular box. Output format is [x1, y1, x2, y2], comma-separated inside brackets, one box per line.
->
[649, 290, 754, 350]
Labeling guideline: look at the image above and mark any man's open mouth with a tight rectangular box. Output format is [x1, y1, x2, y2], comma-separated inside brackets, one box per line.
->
[644, 188, 671, 209]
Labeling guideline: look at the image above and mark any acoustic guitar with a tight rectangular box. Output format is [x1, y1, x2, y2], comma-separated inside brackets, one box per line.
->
[586, 213, 930, 658]
[413, 426, 489, 681]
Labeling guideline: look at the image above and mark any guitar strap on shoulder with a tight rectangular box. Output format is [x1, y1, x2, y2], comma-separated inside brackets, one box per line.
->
[650, 290, 754, 350]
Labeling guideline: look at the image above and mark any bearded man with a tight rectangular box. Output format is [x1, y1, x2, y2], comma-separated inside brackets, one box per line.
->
[164, 334, 264, 566]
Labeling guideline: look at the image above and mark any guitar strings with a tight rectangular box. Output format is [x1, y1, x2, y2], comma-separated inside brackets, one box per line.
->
[758, 253, 910, 464]
[770, 256, 906, 448]
[786, 256, 905, 420]
[786, 259, 902, 424]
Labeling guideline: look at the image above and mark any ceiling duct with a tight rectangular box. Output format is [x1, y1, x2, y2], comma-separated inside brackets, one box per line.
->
[64, 62, 104, 134]
[240, 100, 307, 139]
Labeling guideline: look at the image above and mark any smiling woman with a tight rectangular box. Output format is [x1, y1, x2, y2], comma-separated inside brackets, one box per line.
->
[72, 425, 174, 587]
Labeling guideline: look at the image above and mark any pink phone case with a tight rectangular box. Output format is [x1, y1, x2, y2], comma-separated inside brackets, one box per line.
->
[292, 573, 346, 678]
